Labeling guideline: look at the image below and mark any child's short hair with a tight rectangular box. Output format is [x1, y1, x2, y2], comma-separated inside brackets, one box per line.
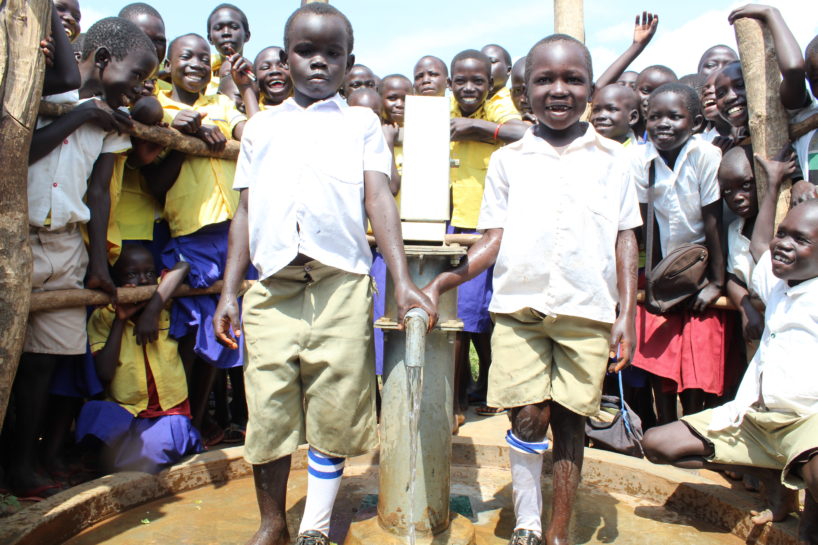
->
[679, 73, 706, 95]
[482, 43, 511, 65]
[524, 34, 593, 84]
[381, 74, 411, 87]
[207, 3, 249, 34]
[80, 17, 155, 62]
[283, 3, 353, 53]
[118, 3, 163, 21]
[649, 82, 703, 119]
[641, 64, 677, 81]
[450, 49, 491, 75]
[697, 44, 738, 73]
[806, 35, 818, 63]
[167, 33, 206, 57]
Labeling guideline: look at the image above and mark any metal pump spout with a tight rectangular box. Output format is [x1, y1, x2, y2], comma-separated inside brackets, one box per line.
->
[404, 308, 429, 369]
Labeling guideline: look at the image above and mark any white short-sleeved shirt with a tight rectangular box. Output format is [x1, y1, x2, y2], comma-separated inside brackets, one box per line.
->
[631, 135, 722, 256]
[709, 251, 818, 430]
[478, 125, 643, 324]
[28, 96, 132, 229]
[726, 217, 754, 289]
[233, 94, 392, 280]
[789, 95, 817, 180]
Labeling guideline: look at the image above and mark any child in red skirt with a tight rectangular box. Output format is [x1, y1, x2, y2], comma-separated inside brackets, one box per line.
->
[630, 83, 734, 424]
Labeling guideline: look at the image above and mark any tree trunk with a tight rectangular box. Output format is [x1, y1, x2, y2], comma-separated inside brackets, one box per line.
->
[0, 0, 50, 427]
[734, 18, 792, 224]
[554, 0, 584, 42]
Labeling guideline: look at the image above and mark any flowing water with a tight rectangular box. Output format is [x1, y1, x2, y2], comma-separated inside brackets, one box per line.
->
[406, 364, 424, 545]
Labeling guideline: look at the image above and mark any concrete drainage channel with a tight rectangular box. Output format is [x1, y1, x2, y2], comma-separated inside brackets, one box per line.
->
[0, 440, 799, 545]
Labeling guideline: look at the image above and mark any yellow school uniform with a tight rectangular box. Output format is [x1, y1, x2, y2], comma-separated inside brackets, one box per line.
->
[117, 165, 162, 240]
[207, 54, 224, 96]
[484, 86, 520, 125]
[88, 305, 188, 416]
[450, 102, 521, 229]
[157, 91, 246, 237]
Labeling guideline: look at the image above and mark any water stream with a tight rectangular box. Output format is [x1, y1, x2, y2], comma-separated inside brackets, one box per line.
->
[406, 364, 424, 545]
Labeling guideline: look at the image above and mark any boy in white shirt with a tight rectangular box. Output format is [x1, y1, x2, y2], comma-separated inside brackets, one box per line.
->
[642, 154, 818, 544]
[213, 4, 435, 545]
[423, 34, 641, 545]
[7, 17, 157, 500]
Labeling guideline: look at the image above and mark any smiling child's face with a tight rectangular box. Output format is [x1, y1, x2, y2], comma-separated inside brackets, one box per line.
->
[285, 12, 352, 105]
[381, 76, 412, 125]
[714, 63, 748, 128]
[99, 47, 157, 108]
[590, 84, 638, 142]
[54, 0, 81, 42]
[646, 91, 699, 152]
[255, 47, 292, 105]
[635, 69, 676, 120]
[450, 58, 491, 116]
[168, 35, 211, 94]
[770, 201, 818, 285]
[526, 40, 593, 132]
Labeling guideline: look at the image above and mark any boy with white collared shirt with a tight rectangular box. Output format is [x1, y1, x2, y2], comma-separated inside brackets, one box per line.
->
[424, 35, 641, 545]
[213, 5, 435, 545]
[642, 154, 818, 542]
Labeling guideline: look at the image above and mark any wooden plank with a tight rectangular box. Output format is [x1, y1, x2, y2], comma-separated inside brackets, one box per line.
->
[39, 101, 240, 160]
[734, 18, 792, 224]
[0, 0, 51, 426]
[554, 0, 584, 42]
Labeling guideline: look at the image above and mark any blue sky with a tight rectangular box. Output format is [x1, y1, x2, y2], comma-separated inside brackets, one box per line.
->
[79, 0, 817, 79]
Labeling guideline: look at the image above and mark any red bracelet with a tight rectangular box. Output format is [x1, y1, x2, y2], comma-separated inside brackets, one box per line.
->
[493, 122, 504, 141]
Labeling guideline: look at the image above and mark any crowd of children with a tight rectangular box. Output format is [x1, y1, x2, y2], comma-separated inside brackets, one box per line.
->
[2, 1, 817, 544]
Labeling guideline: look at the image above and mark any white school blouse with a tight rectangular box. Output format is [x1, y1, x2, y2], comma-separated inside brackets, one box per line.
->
[28, 93, 132, 229]
[709, 251, 818, 430]
[477, 125, 643, 324]
[232, 94, 392, 280]
[726, 217, 754, 289]
[631, 135, 722, 257]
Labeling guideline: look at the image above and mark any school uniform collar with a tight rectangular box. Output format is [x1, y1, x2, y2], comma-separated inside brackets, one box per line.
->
[784, 274, 818, 297]
[515, 123, 620, 156]
[158, 89, 219, 110]
[280, 93, 347, 112]
[642, 134, 704, 172]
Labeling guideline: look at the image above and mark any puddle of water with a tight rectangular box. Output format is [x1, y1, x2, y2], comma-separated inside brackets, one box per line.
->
[63, 468, 748, 545]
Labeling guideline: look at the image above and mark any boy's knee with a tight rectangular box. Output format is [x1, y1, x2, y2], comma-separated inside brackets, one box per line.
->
[511, 404, 549, 443]
[641, 428, 669, 465]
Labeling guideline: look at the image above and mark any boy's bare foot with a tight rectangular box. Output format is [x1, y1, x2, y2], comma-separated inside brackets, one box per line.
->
[750, 483, 799, 525]
[246, 525, 290, 545]
[799, 493, 817, 545]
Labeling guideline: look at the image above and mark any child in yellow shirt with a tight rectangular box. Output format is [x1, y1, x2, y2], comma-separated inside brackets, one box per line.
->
[143, 33, 249, 444]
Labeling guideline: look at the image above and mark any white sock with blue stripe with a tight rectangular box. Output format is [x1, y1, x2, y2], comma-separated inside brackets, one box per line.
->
[298, 447, 346, 537]
[506, 430, 548, 536]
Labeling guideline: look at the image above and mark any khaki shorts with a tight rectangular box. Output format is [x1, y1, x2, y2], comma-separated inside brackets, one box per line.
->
[683, 408, 818, 489]
[487, 308, 611, 416]
[242, 261, 377, 465]
[25, 224, 88, 355]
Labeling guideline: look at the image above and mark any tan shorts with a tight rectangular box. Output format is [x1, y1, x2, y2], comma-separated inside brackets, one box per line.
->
[24, 224, 88, 355]
[683, 409, 818, 489]
[242, 261, 377, 465]
[487, 308, 611, 416]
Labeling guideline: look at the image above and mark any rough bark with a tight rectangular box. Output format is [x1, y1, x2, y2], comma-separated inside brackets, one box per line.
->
[554, 0, 584, 43]
[734, 18, 792, 224]
[0, 0, 50, 427]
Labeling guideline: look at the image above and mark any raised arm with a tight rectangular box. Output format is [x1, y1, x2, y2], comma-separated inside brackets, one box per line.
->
[750, 149, 797, 260]
[595, 12, 659, 91]
[41, 5, 81, 96]
[728, 4, 808, 109]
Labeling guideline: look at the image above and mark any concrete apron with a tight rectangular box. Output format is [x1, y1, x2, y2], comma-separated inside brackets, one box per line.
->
[0, 441, 800, 545]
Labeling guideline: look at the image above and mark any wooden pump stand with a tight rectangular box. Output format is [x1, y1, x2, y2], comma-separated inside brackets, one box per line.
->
[733, 18, 792, 224]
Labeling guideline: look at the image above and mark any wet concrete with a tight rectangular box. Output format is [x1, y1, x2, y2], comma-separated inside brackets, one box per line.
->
[62, 463, 746, 545]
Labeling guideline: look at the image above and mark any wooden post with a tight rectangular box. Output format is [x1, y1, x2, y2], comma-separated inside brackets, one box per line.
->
[0, 0, 50, 426]
[554, 0, 584, 42]
[734, 18, 791, 223]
